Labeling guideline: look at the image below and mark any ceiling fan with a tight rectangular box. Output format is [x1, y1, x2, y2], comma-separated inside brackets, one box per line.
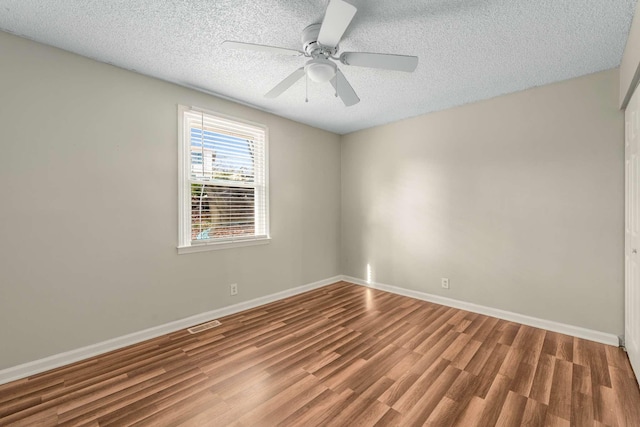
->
[222, 0, 418, 107]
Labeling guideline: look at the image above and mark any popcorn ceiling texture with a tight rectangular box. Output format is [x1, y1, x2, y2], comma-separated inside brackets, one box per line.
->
[0, 0, 636, 134]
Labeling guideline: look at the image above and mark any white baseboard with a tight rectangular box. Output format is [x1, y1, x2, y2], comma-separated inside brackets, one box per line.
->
[0, 275, 342, 386]
[340, 275, 619, 347]
[1, 274, 621, 386]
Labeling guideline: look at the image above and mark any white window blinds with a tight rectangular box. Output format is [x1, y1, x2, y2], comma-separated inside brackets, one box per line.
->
[179, 107, 268, 251]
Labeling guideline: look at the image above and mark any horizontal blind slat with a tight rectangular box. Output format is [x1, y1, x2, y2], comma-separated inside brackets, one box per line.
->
[186, 114, 265, 141]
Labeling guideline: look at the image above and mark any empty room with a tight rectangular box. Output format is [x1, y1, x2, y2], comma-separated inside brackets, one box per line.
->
[2, 0, 640, 425]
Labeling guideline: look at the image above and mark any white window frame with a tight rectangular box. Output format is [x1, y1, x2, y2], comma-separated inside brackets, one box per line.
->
[177, 105, 270, 254]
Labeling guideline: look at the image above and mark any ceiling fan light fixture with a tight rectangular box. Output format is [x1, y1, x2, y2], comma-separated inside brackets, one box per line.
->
[305, 58, 337, 83]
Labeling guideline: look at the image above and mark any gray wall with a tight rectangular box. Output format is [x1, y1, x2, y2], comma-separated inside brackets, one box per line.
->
[341, 69, 624, 335]
[0, 31, 341, 370]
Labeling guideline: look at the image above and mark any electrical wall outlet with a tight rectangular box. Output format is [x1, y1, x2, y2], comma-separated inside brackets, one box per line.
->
[441, 278, 450, 289]
[230, 283, 238, 296]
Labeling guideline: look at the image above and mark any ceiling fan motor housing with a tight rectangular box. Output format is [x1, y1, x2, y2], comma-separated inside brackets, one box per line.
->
[302, 23, 337, 57]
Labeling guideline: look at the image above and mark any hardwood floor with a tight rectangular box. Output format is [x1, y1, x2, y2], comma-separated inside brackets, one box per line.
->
[1, 281, 639, 426]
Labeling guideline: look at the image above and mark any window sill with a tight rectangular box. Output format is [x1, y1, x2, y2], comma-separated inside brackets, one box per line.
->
[177, 237, 271, 254]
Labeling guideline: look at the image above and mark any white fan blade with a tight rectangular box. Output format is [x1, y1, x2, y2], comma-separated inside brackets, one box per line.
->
[330, 69, 359, 106]
[317, 0, 357, 49]
[265, 68, 306, 98]
[340, 52, 418, 72]
[222, 41, 303, 56]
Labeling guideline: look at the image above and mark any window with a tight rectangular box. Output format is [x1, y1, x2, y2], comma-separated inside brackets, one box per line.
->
[178, 106, 269, 253]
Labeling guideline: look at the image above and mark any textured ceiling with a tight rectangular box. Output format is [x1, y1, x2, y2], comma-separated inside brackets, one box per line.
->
[0, 0, 636, 134]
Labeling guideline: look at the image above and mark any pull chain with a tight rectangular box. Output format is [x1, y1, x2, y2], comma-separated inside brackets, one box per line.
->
[305, 72, 309, 103]
[335, 73, 338, 97]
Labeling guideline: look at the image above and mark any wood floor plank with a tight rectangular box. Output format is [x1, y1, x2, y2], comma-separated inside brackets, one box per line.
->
[450, 312, 476, 333]
[571, 361, 592, 396]
[521, 398, 548, 427]
[335, 345, 409, 394]
[401, 364, 461, 426]
[324, 395, 389, 427]
[499, 346, 525, 380]
[449, 338, 483, 370]
[6, 407, 59, 427]
[597, 384, 620, 427]
[477, 373, 512, 426]
[529, 352, 556, 405]
[222, 367, 309, 410]
[236, 375, 327, 426]
[1, 281, 639, 426]
[440, 332, 472, 362]
[474, 342, 510, 398]
[497, 322, 520, 346]
[541, 331, 561, 356]
[390, 357, 450, 412]
[0, 378, 64, 406]
[130, 390, 219, 427]
[174, 397, 231, 427]
[280, 388, 348, 427]
[510, 356, 537, 396]
[610, 365, 640, 427]
[424, 396, 459, 426]
[376, 371, 421, 407]
[606, 345, 637, 379]
[494, 390, 528, 427]
[357, 376, 394, 402]
[545, 412, 571, 427]
[58, 369, 209, 426]
[452, 396, 485, 427]
[445, 369, 480, 402]
[547, 357, 573, 422]
[383, 350, 421, 381]
[372, 408, 402, 427]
